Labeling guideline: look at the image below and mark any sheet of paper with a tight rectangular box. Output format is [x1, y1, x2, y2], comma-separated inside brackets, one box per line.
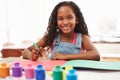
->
[62, 60, 120, 70]
[9, 60, 66, 71]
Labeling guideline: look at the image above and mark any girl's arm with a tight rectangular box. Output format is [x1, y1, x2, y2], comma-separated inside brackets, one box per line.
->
[22, 36, 46, 60]
[28, 36, 46, 51]
[52, 35, 100, 61]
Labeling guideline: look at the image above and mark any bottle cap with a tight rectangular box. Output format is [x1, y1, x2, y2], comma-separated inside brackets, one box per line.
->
[65, 66, 73, 71]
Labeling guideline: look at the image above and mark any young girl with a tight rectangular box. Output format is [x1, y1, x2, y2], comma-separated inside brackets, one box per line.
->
[22, 1, 100, 61]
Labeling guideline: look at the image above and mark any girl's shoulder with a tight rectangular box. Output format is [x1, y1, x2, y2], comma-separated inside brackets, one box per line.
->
[76, 33, 90, 41]
[81, 34, 89, 39]
[81, 34, 91, 43]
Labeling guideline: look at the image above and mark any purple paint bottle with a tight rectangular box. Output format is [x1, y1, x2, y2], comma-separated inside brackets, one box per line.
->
[12, 62, 22, 79]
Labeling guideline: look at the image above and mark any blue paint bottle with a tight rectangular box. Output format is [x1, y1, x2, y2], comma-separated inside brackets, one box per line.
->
[35, 65, 46, 80]
[66, 69, 78, 80]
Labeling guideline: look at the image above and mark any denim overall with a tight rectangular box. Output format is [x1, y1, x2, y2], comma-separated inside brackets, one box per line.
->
[50, 33, 82, 58]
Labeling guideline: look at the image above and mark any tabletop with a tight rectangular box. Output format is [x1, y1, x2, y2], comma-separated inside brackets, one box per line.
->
[0, 57, 120, 80]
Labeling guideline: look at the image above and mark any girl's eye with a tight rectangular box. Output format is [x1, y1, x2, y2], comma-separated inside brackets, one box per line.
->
[57, 17, 63, 21]
[67, 16, 73, 20]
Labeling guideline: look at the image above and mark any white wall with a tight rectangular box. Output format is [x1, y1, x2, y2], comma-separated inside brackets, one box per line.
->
[0, 0, 120, 48]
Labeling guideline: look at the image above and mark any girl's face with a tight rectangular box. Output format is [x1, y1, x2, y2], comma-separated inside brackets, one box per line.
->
[57, 6, 77, 34]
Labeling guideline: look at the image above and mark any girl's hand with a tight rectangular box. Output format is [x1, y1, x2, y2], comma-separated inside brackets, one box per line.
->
[31, 47, 47, 61]
[52, 52, 66, 60]
[31, 48, 39, 61]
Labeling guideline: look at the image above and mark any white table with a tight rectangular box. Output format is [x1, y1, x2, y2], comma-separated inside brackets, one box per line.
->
[77, 69, 120, 80]
[0, 57, 120, 80]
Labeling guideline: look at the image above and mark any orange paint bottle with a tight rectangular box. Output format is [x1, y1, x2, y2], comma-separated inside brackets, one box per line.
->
[0, 63, 10, 78]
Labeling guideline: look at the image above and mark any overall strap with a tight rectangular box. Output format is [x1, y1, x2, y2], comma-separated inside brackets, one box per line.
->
[53, 34, 60, 46]
[75, 33, 82, 49]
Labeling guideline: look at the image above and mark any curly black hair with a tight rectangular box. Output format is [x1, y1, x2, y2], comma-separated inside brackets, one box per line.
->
[44, 1, 89, 47]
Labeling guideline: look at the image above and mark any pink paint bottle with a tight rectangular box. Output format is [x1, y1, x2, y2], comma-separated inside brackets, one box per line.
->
[24, 64, 35, 80]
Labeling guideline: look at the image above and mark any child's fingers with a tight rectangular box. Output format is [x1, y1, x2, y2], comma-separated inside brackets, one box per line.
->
[31, 49, 39, 61]
[52, 54, 57, 60]
[32, 49, 38, 54]
[39, 47, 45, 52]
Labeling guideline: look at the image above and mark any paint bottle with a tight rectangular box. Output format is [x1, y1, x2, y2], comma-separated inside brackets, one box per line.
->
[53, 66, 63, 80]
[0, 63, 10, 78]
[35, 65, 46, 80]
[63, 66, 73, 80]
[12, 62, 22, 79]
[24, 64, 35, 80]
[66, 69, 78, 80]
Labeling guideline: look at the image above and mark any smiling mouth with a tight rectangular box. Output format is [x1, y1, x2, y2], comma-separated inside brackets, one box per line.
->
[62, 26, 70, 30]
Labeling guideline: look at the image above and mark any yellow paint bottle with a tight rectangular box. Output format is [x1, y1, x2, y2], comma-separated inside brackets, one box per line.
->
[0, 63, 10, 78]
[63, 66, 73, 80]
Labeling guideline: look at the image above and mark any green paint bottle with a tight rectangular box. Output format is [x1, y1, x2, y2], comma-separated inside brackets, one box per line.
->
[53, 66, 63, 80]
